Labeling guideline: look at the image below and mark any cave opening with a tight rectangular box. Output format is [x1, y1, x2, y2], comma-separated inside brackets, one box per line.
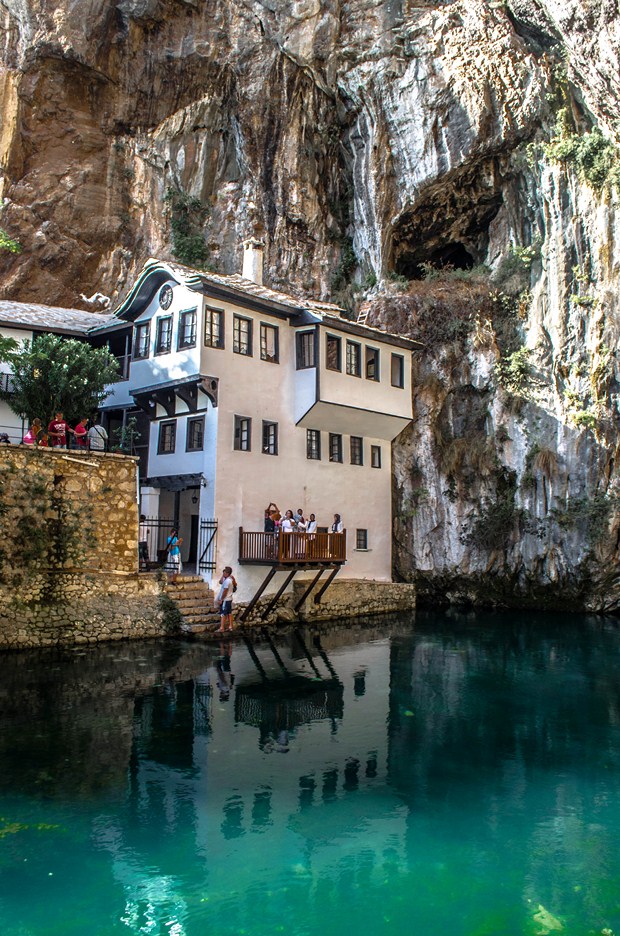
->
[396, 241, 475, 280]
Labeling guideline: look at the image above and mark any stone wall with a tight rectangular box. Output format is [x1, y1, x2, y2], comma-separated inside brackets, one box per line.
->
[0, 447, 173, 648]
[241, 579, 416, 626]
[0, 446, 139, 574]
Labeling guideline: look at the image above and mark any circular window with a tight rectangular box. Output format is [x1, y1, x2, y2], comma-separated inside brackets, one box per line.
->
[159, 285, 173, 310]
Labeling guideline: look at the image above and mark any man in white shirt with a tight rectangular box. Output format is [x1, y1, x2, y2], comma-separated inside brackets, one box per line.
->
[88, 421, 108, 451]
[215, 565, 235, 631]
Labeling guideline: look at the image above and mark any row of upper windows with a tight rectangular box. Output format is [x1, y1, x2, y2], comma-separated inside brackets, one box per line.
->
[158, 416, 204, 454]
[297, 331, 405, 388]
[132, 307, 406, 388]
[234, 418, 382, 467]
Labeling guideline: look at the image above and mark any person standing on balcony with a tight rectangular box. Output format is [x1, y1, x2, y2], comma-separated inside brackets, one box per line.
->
[331, 514, 343, 533]
[281, 510, 295, 532]
[306, 513, 317, 533]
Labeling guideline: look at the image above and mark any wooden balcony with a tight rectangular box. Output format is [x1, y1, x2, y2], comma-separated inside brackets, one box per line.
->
[238, 528, 347, 567]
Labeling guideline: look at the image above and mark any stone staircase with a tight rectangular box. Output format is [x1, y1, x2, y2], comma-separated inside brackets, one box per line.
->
[165, 575, 220, 633]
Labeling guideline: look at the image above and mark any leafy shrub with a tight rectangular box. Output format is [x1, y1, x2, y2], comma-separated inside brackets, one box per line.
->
[164, 188, 209, 268]
[495, 347, 532, 395]
[543, 127, 620, 191]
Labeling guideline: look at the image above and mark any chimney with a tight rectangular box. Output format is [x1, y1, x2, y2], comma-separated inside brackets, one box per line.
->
[242, 238, 265, 285]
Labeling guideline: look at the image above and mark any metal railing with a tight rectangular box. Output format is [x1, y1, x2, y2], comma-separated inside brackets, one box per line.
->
[0, 373, 14, 394]
[238, 528, 347, 564]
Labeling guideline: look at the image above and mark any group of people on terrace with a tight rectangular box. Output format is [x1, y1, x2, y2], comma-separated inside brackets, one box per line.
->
[264, 504, 343, 535]
[21, 412, 108, 450]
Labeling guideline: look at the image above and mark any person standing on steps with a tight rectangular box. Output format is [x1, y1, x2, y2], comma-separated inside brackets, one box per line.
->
[166, 528, 183, 583]
[216, 565, 235, 631]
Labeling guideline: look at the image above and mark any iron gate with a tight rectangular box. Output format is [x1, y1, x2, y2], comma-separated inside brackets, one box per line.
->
[198, 518, 218, 574]
[140, 517, 175, 567]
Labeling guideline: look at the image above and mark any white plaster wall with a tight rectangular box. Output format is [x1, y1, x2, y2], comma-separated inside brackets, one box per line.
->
[318, 326, 411, 420]
[147, 412, 210, 478]
[0, 325, 31, 440]
[129, 282, 202, 392]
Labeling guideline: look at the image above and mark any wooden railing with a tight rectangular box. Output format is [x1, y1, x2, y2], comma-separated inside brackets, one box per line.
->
[238, 528, 347, 564]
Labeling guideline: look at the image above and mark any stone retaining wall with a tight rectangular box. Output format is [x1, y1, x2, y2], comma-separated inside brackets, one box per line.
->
[240, 579, 416, 626]
[0, 447, 173, 648]
[0, 571, 172, 648]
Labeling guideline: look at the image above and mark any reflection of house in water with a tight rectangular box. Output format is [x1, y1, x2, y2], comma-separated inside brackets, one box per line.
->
[234, 630, 344, 752]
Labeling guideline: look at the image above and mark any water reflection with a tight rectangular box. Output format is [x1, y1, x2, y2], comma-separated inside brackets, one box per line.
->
[2, 611, 620, 936]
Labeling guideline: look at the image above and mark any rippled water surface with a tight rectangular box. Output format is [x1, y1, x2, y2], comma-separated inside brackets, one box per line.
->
[2, 610, 620, 935]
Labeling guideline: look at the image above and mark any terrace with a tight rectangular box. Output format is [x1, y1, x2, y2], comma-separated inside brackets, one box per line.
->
[237, 528, 347, 622]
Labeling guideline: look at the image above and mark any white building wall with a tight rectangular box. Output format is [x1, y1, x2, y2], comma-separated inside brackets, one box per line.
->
[0, 325, 32, 441]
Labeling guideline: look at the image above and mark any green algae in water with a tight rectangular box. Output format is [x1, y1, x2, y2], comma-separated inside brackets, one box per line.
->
[2, 613, 620, 935]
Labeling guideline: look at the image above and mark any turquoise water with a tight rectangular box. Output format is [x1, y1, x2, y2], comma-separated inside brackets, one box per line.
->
[2, 610, 620, 935]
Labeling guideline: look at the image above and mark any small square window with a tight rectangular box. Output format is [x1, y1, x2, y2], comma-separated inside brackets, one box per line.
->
[296, 331, 315, 369]
[350, 436, 363, 465]
[234, 416, 251, 451]
[326, 334, 341, 371]
[178, 308, 197, 349]
[391, 353, 405, 388]
[233, 316, 252, 356]
[260, 323, 279, 363]
[371, 445, 382, 468]
[158, 420, 176, 454]
[306, 429, 321, 460]
[262, 421, 278, 455]
[205, 307, 224, 349]
[133, 322, 150, 360]
[186, 416, 204, 451]
[155, 317, 173, 355]
[329, 433, 343, 463]
[356, 529, 368, 550]
[366, 347, 380, 381]
[346, 341, 362, 377]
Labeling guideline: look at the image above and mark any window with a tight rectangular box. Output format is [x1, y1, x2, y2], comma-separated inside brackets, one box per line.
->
[233, 316, 252, 355]
[186, 416, 204, 451]
[205, 307, 224, 349]
[391, 353, 405, 388]
[234, 416, 251, 451]
[158, 420, 176, 454]
[346, 340, 361, 376]
[329, 433, 343, 463]
[155, 316, 173, 354]
[296, 330, 315, 369]
[260, 323, 279, 363]
[366, 347, 380, 381]
[262, 421, 278, 455]
[306, 429, 321, 460]
[356, 529, 368, 550]
[133, 322, 150, 359]
[350, 436, 363, 465]
[371, 445, 382, 468]
[178, 308, 197, 349]
[326, 334, 341, 371]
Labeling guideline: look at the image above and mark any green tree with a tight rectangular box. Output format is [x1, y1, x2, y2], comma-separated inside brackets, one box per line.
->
[0, 335, 18, 360]
[1, 334, 120, 424]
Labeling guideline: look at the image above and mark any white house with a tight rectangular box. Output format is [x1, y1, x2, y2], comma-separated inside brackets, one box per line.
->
[0, 301, 113, 441]
[95, 243, 415, 604]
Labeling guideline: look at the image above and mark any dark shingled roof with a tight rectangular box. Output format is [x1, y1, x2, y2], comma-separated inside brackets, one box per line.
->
[0, 300, 114, 336]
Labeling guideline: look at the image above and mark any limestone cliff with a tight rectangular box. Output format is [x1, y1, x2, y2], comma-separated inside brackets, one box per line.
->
[1, 0, 619, 609]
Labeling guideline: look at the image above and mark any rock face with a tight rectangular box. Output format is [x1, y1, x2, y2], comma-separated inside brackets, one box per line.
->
[1, 0, 620, 609]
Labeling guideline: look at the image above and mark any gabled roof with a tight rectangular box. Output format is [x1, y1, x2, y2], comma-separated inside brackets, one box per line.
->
[104, 258, 419, 347]
[0, 300, 114, 336]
